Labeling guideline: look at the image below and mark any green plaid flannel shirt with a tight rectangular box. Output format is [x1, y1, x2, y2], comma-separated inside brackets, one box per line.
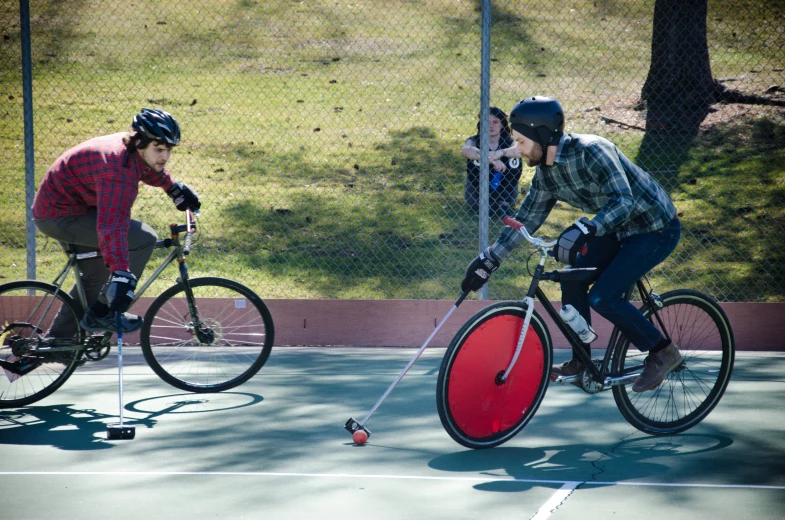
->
[491, 133, 677, 260]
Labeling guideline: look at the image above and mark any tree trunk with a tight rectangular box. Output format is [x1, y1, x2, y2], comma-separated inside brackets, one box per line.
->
[641, 0, 722, 134]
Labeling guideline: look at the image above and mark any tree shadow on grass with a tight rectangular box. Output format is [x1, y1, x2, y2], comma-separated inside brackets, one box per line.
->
[195, 126, 489, 298]
[638, 114, 785, 301]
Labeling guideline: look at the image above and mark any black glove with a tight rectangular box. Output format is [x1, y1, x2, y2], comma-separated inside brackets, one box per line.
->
[553, 217, 597, 265]
[461, 247, 500, 293]
[106, 270, 137, 313]
[166, 181, 201, 211]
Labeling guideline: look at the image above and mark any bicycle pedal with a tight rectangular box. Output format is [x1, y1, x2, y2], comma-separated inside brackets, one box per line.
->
[0, 358, 41, 377]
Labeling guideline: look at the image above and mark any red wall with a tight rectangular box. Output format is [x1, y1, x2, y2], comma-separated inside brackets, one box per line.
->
[3, 297, 781, 350]
[261, 299, 783, 351]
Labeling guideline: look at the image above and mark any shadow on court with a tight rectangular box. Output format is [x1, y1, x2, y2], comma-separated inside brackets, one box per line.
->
[429, 434, 734, 492]
[0, 348, 783, 519]
[0, 404, 118, 450]
[0, 391, 265, 451]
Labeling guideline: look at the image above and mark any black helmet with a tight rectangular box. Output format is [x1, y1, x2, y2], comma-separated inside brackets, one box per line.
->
[509, 96, 564, 148]
[132, 108, 181, 146]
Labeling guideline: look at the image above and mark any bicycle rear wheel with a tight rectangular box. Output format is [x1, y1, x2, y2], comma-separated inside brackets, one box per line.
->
[0, 281, 84, 408]
[436, 302, 552, 449]
[612, 289, 735, 435]
[140, 277, 274, 392]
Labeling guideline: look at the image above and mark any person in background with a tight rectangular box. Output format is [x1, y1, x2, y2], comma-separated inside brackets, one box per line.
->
[461, 106, 523, 217]
[32, 108, 201, 335]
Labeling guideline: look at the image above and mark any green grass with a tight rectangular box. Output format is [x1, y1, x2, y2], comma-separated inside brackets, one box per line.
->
[0, 0, 783, 302]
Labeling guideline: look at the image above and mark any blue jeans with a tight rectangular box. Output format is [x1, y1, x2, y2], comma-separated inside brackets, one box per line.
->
[560, 218, 681, 354]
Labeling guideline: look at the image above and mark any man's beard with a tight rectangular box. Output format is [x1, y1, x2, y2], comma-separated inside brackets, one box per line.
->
[526, 143, 543, 167]
[144, 158, 166, 172]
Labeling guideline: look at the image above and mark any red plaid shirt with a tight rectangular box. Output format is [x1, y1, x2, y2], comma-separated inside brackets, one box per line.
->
[32, 133, 175, 272]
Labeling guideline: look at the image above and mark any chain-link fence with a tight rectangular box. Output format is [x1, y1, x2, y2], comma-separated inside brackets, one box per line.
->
[1, 0, 783, 303]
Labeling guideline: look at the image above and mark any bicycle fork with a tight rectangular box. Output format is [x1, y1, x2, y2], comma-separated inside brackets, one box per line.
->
[498, 250, 550, 384]
[498, 295, 536, 384]
[177, 261, 214, 344]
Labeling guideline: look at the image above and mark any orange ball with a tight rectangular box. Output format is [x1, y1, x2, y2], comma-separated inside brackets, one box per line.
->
[352, 429, 368, 445]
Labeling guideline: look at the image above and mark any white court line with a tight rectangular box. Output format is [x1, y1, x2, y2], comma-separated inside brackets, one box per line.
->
[0, 471, 784, 491]
[529, 481, 580, 520]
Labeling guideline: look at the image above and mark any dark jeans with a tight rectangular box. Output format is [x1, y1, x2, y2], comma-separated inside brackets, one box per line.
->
[560, 218, 681, 355]
[34, 210, 157, 336]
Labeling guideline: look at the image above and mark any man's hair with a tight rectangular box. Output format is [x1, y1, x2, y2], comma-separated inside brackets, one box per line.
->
[122, 131, 173, 166]
[123, 131, 153, 151]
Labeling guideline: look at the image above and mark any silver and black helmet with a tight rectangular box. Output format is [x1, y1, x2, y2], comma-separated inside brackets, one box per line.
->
[132, 108, 181, 146]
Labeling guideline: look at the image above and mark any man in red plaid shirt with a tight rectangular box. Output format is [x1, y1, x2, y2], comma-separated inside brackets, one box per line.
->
[32, 108, 201, 334]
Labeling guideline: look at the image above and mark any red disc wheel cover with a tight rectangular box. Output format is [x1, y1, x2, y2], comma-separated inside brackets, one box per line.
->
[447, 313, 545, 439]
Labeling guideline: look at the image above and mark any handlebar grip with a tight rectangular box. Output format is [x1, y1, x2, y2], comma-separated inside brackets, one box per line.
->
[502, 215, 524, 230]
[186, 209, 199, 231]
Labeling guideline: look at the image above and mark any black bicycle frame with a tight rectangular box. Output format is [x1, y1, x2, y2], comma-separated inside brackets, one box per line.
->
[522, 262, 665, 382]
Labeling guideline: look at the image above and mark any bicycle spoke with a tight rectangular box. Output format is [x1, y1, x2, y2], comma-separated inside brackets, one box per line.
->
[140, 277, 274, 392]
[612, 290, 734, 435]
[0, 282, 82, 408]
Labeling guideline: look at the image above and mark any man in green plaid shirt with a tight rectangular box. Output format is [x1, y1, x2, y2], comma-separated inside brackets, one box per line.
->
[460, 96, 681, 392]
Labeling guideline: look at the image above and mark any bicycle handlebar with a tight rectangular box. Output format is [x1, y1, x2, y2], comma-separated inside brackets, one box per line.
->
[502, 216, 557, 250]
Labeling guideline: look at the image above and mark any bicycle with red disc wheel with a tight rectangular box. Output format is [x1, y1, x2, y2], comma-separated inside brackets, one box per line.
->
[436, 216, 735, 449]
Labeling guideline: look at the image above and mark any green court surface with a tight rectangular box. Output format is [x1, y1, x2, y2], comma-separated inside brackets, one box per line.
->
[1, 347, 784, 519]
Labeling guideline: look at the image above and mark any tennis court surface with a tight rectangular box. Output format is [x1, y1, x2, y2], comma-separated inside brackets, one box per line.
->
[1, 347, 784, 519]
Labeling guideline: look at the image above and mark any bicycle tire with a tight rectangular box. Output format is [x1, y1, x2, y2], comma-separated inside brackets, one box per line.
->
[436, 301, 552, 449]
[611, 289, 735, 435]
[140, 277, 274, 392]
[0, 281, 84, 408]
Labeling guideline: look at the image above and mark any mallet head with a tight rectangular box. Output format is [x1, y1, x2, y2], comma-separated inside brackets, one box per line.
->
[106, 423, 136, 440]
[344, 418, 371, 438]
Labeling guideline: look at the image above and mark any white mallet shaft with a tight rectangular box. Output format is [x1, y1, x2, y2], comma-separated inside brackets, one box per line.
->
[358, 292, 468, 426]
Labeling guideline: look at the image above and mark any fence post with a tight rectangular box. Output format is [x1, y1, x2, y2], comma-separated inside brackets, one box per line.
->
[478, 0, 492, 300]
[20, 0, 36, 280]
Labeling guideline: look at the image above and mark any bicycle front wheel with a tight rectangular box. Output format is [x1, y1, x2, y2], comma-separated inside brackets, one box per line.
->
[140, 277, 274, 392]
[437, 302, 552, 449]
[612, 289, 735, 435]
[0, 281, 84, 408]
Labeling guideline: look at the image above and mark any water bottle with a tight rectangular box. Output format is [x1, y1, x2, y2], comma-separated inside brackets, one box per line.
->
[490, 171, 502, 191]
[559, 304, 598, 344]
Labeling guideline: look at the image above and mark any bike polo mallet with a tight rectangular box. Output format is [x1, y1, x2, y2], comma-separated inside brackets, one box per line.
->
[106, 314, 136, 440]
[345, 291, 469, 445]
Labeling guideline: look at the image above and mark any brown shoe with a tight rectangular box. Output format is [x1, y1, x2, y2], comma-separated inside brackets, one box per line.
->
[551, 358, 584, 377]
[632, 343, 683, 392]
